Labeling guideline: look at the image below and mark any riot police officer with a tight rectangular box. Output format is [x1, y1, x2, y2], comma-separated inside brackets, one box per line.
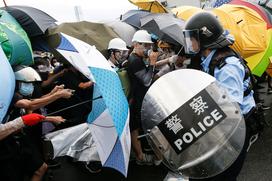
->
[183, 11, 256, 181]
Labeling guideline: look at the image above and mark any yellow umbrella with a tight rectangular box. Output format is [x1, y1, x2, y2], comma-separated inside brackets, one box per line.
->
[212, 8, 242, 56]
[212, 4, 268, 59]
[128, 0, 168, 13]
[171, 6, 203, 20]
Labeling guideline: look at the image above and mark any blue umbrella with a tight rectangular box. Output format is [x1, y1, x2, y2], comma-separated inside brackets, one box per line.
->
[47, 33, 131, 176]
[0, 46, 15, 123]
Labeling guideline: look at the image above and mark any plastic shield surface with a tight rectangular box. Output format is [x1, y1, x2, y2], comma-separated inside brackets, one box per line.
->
[141, 69, 245, 179]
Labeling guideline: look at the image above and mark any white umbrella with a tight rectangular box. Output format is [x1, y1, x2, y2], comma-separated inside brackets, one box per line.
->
[47, 33, 130, 176]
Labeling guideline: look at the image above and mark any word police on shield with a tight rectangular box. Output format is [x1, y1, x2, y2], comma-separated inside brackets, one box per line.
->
[158, 89, 226, 154]
[141, 69, 246, 179]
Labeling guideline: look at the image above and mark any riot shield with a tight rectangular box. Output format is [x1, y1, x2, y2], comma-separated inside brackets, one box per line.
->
[141, 69, 246, 179]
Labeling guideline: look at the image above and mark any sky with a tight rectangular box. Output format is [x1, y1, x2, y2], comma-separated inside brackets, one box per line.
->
[0, 0, 137, 22]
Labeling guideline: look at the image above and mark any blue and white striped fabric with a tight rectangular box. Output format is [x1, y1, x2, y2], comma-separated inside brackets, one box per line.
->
[212, 0, 232, 7]
[56, 33, 131, 176]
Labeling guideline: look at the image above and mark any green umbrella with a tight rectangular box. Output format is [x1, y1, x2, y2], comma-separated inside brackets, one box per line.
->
[0, 9, 33, 65]
[47, 21, 119, 57]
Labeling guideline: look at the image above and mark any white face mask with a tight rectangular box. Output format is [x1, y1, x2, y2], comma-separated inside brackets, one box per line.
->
[183, 58, 191, 66]
[19, 82, 34, 96]
[176, 58, 191, 69]
[53, 62, 61, 67]
[37, 65, 53, 73]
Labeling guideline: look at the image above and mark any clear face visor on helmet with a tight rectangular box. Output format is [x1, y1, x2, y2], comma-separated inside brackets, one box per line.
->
[183, 29, 200, 55]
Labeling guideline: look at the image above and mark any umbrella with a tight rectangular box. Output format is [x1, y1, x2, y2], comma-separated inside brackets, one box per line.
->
[212, 4, 268, 58]
[51, 33, 92, 80]
[171, 6, 204, 20]
[261, 7, 272, 25]
[230, 0, 272, 29]
[2, 5, 57, 37]
[121, 9, 150, 29]
[45, 123, 100, 162]
[244, 29, 272, 76]
[47, 33, 131, 176]
[140, 13, 185, 46]
[0, 9, 33, 65]
[128, 0, 169, 13]
[105, 20, 137, 47]
[228, 1, 272, 76]
[213, 4, 270, 76]
[0, 46, 15, 123]
[47, 21, 119, 56]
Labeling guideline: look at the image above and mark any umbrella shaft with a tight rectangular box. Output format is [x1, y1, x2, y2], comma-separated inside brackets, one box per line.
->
[47, 96, 102, 116]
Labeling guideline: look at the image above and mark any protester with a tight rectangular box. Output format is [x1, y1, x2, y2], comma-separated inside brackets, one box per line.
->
[107, 37, 132, 98]
[107, 38, 129, 70]
[47, 65, 93, 130]
[127, 30, 159, 165]
[0, 113, 45, 141]
[12, 65, 73, 121]
[1, 65, 73, 181]
[183, 11, 256, 181]
[50, 57, 62, 68]
[32, 56, 67, 90]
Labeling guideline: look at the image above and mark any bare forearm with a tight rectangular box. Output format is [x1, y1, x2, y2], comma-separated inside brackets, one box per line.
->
[0, 118, 24, 140]
[28, 93, 61, 111]
[155, 57, 169, 67]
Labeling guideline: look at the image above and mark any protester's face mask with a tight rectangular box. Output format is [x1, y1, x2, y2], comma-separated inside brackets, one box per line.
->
[37, 65, 53, 73]
[53, 62, 61, 67]
[143, 49, 150, 58]
[179, 58, 191, 69]
[114, 50, 128, 63]
[175, 56, 191, 69]
[183, 58, 191, 67]
[143, 58, 150, 66]
[113, 51, 122, 62]
[19, 82, 34, 96]
[138, 43, 152, 57]
[120, 50, 129, 62]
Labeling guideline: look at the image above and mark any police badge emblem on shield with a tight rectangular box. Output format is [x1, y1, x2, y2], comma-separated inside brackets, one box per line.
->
[141, 69, 246, 179]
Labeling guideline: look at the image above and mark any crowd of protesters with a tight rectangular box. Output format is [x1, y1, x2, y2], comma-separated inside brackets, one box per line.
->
[1, 10, 272, 181]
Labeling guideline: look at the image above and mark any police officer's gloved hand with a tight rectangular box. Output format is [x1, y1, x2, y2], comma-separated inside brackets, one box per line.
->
[21, 113, 45, 126]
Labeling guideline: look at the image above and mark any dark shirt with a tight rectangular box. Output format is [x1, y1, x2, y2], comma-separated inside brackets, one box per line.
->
[127, 53, 154, 107]
[47, 69, 93, 129]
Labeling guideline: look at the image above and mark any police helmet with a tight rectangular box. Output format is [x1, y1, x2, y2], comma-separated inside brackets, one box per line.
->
[183, 12, 234, 54]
